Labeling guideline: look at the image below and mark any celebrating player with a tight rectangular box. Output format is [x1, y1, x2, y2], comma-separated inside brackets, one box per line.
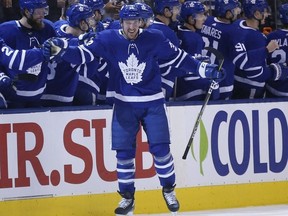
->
[42, 4, 225, 215]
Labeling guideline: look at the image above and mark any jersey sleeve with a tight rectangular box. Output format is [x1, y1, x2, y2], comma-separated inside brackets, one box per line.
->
[230, 31, 271, 82]
[155, 32, 201, 76]
[0, 42, 44, 73]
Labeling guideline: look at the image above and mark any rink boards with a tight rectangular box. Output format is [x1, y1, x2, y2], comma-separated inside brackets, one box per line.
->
[0, 98, 288, 216]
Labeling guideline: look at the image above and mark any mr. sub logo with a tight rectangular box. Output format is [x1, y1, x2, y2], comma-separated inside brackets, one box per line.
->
[0, 119, 155, 189]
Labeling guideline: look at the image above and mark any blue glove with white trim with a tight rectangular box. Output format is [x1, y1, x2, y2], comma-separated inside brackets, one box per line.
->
[197, 62, 226, 82]
[42, 37, 68, 62]
[78, 32, 96, 45]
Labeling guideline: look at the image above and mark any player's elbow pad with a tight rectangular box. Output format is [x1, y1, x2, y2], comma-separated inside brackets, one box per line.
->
[269, 63, 288, 81]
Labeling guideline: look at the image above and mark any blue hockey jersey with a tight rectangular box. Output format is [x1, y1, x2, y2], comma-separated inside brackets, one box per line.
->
[0, 19, 56, 106]
[266, 29, 288, 97]
[229, 20, 274, 99]
[60, 28, 201, 107]
[0, 39, 44, 72]
[200, 16, 236, 100]
[149, 20, 182, 100]
[175, 25, 213, 101]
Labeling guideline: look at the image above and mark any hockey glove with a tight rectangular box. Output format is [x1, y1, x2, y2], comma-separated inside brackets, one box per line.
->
[0, 72, 12, 90]
[42, 37, 68, 62]
[197, 62, 226, 82]
[78, 32, 96, 45]
[270, 63, 288, 81]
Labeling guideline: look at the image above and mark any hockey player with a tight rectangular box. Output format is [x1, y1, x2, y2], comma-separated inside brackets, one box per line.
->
[174, 1, 210, 101]
[0, 37, 47, 108]
[199, 0, 241, 100]
[265, 3, 288, 98]
[42, 4, 225, 215]
[135, 2, 154, 29]
[41, 3, 98, 107]
[149, 0, 181, 100]
[0, 0, 56, 108]
[230, 0, 288, 99]
[80, 0, 105, 32]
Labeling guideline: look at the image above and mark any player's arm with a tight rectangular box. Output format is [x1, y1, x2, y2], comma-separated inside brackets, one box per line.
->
[42, 35, 101, 65]
[232, 39, 287, 81]
[0, 38, 45, 72]
[156, 35, 225, 82]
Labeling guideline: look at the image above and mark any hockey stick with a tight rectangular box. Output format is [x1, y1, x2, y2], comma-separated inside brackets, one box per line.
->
[182, 47, 224, 160]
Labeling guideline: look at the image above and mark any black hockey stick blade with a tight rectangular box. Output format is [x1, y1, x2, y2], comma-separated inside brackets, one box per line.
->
[182, 47, 224, 160]
[204, 47, 224, 70]
[15, 74, 38, 82]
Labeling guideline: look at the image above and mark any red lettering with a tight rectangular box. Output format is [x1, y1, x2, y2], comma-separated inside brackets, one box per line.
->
[92, 119, 117, 181]
[14, 123, 49, 187]
[64, 119, 93, 184]
[135, 127, 155, 178]
[0, 124, 12, 188]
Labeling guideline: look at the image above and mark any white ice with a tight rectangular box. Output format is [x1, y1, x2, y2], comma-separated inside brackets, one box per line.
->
[135, 204, 288, 216]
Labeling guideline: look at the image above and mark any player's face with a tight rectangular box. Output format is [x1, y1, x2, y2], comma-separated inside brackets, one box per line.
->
[259, 8, 270, 25]
[26, 7, 47, 30]
[94, 9, 103, 22]
[194, 12, 206, 29]
[231, 6, 241, 21]
[85, 15, 96, 30]
[122, 19, 141, 40]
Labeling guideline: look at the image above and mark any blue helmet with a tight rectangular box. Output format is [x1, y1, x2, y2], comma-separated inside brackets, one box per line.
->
[154, 0, 180, 14]
[214, 0, 239, 17]
[119, 4, 141, 20]
[180, 1, 205, 21]
[279, 4, 288, 24]
[19, 0, 48, 13]
[243, 0, 268, 19]
[66, 3, 93, 27]
[79, 0, 104, 12]
[135, 2, 154, 19]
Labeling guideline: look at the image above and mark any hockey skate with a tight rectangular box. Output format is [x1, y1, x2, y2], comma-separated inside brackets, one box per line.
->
[115, 191, 135, 216]
[162, 185, 179, 215]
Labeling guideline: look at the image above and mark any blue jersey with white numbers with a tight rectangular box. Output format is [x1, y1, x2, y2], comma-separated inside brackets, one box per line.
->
[53, 20, 107, 106]
[200, 16, 237, 99]
[0, 19, 56, 104]
[266, 29, 288, 97]
[175, 25, 213, 101]
[0, 40, 44, 72]
[229, 20, 274, 99]
[61, 28, 201, 107]
[41, 21, 82, 106]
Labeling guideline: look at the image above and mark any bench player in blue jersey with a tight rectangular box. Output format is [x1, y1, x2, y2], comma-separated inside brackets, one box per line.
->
[230, 0, 288, 99]
[0, 0, 56, 108]
[0, 37, 47, 108]
[266, 3, 288, 98]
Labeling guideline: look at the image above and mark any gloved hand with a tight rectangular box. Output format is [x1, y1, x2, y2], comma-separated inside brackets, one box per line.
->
[78, 32, 96, 45]
[0, 72, 12, 90]
[197, 62, 226, 82]
[42, 37, 68, 62]
[270, 63, 288, 81]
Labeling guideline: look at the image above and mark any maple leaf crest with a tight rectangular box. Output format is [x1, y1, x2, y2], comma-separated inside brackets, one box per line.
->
[118, 53, 146, 85]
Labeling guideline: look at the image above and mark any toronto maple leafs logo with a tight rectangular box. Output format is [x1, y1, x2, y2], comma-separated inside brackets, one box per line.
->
[118, 53, 146, 85]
